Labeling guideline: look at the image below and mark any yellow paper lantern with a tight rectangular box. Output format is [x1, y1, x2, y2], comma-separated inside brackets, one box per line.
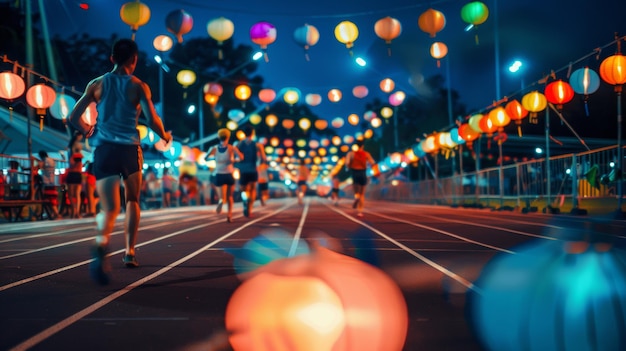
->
[283, 88, 300, 105]
[120, 1, 151, 40]
[234, 84, 252, 101]
[334, 21, 359, 54]
[208, 17, 234, 59]
[249, 114, 262, 125]
[521, 91, 547, 124]
[381, 107, 393, 119]
[468, 113, 484, 133]
[176, 69, 196, 88]
[266, 114, 278, 128]
[299, 118, 311, 132]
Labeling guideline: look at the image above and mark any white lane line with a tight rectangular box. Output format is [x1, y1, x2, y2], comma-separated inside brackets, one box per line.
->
[0, 216, 201, 260]
[326, 204, 482, 294]
[288, 198, 309, 257]
[0, 226, 94, 244]
[0, 217, 212, 292]
[411, 214, 558, 240]
[8, 204, 291, 351]
[366, 210, 516, 254]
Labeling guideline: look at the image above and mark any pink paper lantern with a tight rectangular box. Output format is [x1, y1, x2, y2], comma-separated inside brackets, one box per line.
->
[250, 22, 277, 62]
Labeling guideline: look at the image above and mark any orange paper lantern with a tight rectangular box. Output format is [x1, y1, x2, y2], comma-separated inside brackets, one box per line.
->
[418, 8, 446, 38]
[374, 16, 402, 56]
[505, 99, 528, 136]
[599, 53, 626, 92]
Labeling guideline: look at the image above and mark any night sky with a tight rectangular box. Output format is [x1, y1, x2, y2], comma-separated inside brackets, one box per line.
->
[45, 0, 626, 139]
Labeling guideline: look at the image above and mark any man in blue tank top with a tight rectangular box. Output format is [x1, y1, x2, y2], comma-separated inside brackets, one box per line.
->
[69, 38, 171, 285]
[235, 126, 266, 218]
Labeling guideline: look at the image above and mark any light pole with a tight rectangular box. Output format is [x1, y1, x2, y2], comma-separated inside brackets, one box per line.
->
[508, 59, 525, 90]
[153, 35, 173, 124]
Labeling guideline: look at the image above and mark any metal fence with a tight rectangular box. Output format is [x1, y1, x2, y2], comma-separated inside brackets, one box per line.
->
[366, 145, 626, 215]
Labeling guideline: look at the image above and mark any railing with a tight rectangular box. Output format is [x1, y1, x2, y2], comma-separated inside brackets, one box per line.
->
[366, 145, 626, 215]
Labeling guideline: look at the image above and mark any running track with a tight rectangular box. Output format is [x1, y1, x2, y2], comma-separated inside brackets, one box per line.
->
[1, 197, 625, 351]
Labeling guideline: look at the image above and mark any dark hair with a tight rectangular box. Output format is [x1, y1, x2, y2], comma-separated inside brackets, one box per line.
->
[243, 125, 254, 137]
[38, 150, 48, 159]
[111, 38, 138, 65]
[355, 139, 364, 148]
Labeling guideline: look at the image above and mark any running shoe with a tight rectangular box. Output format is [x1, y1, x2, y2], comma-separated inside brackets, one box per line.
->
[352, 198, 359, 209]
[216, 200, 223, 214]
[123, 254, 139, 268]
[357, 212, 364, 218]
[90, 245, 111, 285]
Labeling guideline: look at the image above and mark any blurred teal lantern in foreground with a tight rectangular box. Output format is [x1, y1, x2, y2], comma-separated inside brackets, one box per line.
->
[467, 221, 626, 351]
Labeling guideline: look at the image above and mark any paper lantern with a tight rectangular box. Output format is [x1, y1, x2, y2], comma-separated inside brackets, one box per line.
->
[479, 113, 498, 136]
[250, 22, 277, 62]
[120, 1, 150, 40]
[258, 88, 276, 104]
[328, 89, 342, 102]
[374, 16, 402, 56]
[418, 8, 446, 38]
[305, 93, 322, 106]
[380, 107, 393, 119]
[153, 35, 173, 52]
[569, 67, 600, 116]
[468, 113, 484, 132]
[487, 106, 511, 129]
[380, 78, 395, 93]
[544, 79, 574, 109]
[371, 117, 382, 128]
[165, 9, 193, 43]
[352, 85, 369, 98]
[283, 88, 300, 105]
[203, 82, 223, 105]
[177, 69, 196, 99]
[599, 52, 626, 91]
[177, 70, 196, 88]
[314, 119, 328, 130]
[458, 123, 481, 144]
[282, 119, 295, 131]
[225, 248, 408, 351]
[521, 91, 547, 124]
[0, 72, 25, 100]
[449, 127, 465, 145]
[50, 92, 76, 120]
[299, 118, 311, 132]
[207, 17, 234, 59]
[348, 113, 359, 125]
[364, 110, 377, 121]
[461, 1, 489, 44]
[505, 99, 528, 137]
[334, 21, 359, 55]
[331, 117, 344, 129]
[265, 114, 278, 128]
[249, 114, 262, 125]
[468, 224, 626, 351]
[293, 24, 319, 61]
[430, 42, 448, 67]
[27, 83, 57, 129]
[234, 84, 252, 103]
[389, 91, 406, 106]
[228, 109, 245, 122]
[421, 135, 438, 153]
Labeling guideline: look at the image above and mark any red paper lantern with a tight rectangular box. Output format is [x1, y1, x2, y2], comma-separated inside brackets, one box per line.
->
[544, 80, 574, 109]
[479, 113, 498, 136]
[166, 9, 193, 43]
[505, 99, 528, 137]
[0, 72, 25, 100]
[459, 123, 480, 143]
[26, 84, 56, 109]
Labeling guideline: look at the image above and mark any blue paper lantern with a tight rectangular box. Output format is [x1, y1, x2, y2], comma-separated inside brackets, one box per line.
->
[569, 67, 600, 95]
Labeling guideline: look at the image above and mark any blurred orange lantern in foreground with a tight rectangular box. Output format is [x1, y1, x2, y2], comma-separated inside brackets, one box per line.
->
[418, 8, 446, 38]
[479, 113, 498, 136]
[374, 16, 402, 56]
[225, 247, 408, 351]
[459, 123, 481, 147]
[314, 119, 328, 130]
[328, 89, 342, 102]
[544, 80, 574, 109]
[203, 82, 223, 105]
[234, 84, 252, 106]
[487, 106, 510, 129]
[258, 88, 276, 105]
[505, 99, 528, 137]
[265, 114, 278, 128]
[352, 85, 369, 98]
